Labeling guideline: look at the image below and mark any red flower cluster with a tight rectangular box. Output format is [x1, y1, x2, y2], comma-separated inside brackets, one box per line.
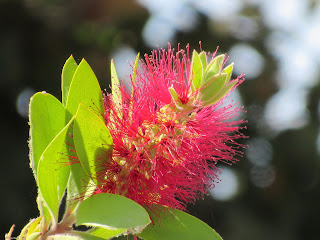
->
[96, 45, 246, 210]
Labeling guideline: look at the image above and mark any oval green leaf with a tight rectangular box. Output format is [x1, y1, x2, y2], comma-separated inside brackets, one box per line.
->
[204, 80, 237, 106]
[201, 73, 228, 104]
[199, 51, 207, 70]
[66, 59, 103, 121]
[62, 55, 78, 106]
[29, 92, 66, 178]
[73, 104, 113, 182]
[76, 193, 151, 230]
[77, 227, 126, 240]
[190, 50, 203, 92]
[138, 206, 223, 240]
[222, 63, 234, 82]
[37, 117, 74, 222]
[203, 54, 225, 85]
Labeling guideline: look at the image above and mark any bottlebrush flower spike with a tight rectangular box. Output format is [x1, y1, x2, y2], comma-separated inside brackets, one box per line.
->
[96, 45, 246, 210]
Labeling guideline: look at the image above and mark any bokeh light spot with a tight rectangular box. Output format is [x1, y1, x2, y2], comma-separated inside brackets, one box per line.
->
[246, 138, 273, 167]
[228, 44, 265, 79]
[111, 46, 138, 82]
[142, 17, 175, 48]
[16, 88, 35, 118]
[263, 89, 309, 133]
[209, 168, 240, 201]
[250, 165, 276, 188]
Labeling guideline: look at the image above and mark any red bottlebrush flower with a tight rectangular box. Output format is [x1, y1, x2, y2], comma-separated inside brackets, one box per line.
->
[96, 45, 246, 210]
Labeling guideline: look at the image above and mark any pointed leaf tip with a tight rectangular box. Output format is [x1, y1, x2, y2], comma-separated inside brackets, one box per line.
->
[66, 59, 103, 120]
[62, 55, 78, 106]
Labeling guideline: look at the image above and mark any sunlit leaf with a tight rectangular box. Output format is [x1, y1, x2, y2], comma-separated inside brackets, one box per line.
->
[76, 193, 151, 230]
[26, 232, 41, 240]
[29, 92, 66, 178]
[77, 227, 126, 240]
[222, 63, 234, 82]
[18, 217, 41, 240]
[66, 59, 103, 121]
[36, 195, 52, 232]
[110, 60, 122, 120]
[201, 73, 228, 104]
[204, 80, 238, 106]
[128, 53, 140, 121]
[37, 117, 74, 223]
[62, 55, 78, 106]
[202, 54, 225, 85]
[190, 50, 203, 92]
[199, 51, 207, 70]
[65, 164, 90, 214]
[26, 216, 42, 238]
[73, 104, 113, 183]
[131, 52, 140, 84]
[138, 206, 223, 240]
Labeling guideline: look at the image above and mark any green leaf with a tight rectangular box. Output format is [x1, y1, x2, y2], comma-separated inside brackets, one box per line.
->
[62, 55, 78, 106]
[110, 60, 122, 119]
[114, 235, 143, 240]
[131, 52, 140, 84]
[200, 73, 228, 104]
[36, 195, 52, 231]
[65, 164, 90, 214]
[77, 227, 126, 240]
[204, 80, 238, 106]
[66, 59, 103, 121]
[222, 63, 234, 82]
[73, 104, 113, 183]
[18, 217, 41, 240]
[76, 193, 151, 230]
[199, 51, 207, 70]
[190, 50, 203, 92]
[138, 206, 223, 240]
[26, 232, 41, 240]
[26, 216, 42, 238]
[29, 92, 66, 178]
[37, 117, 74, 223]
[202, 54, 225, 85]
[73, 232, 105, 240]
[111, 60, 121, 105]
[168, 87, 179, 102]
[128, 53, 140, 121]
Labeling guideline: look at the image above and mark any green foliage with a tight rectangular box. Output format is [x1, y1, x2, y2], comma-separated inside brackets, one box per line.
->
[138, 206, 223, 240]
[131, 52, 140, 84]
[190, 50, 203, 92]
[37, 117, 74, 222]
[202, 54, 225, 85]
[200, 73, 228, 105]
[66, 59, 104, 121]
[78, 227, 126, 240]
[29, 92, 67, 178]
[62, 55, 78, 106]
[110, 60, 121, 109]
[21, 55, 225, 240]
[73, 103, 113, 183]
[76, 193, 150, 230]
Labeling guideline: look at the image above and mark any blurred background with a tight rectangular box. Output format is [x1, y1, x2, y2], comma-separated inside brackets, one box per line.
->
[1, 0, 320, 239]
